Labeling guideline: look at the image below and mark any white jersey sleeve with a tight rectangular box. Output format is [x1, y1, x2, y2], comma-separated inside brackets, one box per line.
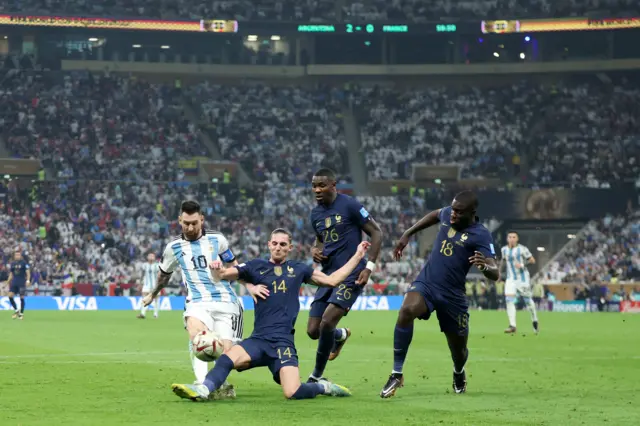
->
[521, 245, 533, 260]
[159, 241, 180, 274]
[214, 233, 236, 263]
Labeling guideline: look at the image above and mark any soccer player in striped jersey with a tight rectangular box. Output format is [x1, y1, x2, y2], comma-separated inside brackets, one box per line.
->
[501, 231, 538, 334]
[143, 200, 248, 399]
[137, 253, 160, 319]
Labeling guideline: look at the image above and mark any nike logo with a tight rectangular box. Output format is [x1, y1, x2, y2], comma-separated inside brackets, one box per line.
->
[409, 286, 416, 290]
[260, 271, 267, 275]
[280, 359, 291, 364]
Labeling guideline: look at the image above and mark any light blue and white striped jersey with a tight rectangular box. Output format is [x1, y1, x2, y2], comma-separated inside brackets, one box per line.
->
[501, 244, 533, 282]
[160, 231, 238, 303]
[142, 262, 159, 289]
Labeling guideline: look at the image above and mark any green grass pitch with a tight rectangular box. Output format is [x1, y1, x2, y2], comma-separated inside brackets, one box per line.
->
[1, 310, 638, 425]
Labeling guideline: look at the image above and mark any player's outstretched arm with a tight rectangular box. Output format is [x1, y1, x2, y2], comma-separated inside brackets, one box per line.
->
[310, 241, 371, 287]
[393, 209, 441, 260]
[209, 260, 240, 281]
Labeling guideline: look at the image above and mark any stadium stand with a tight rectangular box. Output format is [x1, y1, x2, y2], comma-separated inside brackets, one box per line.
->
[539, 210, 640, 285]
[4, 0, 638, 21]
[2, 70, 639, 298]
[0, 71, 206, 181]
[186, 82, 351, 183]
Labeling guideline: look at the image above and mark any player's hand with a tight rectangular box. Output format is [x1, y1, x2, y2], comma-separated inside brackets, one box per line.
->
[356, 241, 371, 258]
[246, 284, 269, 303]
[210, 260, 223, 271]
[311, 246, 327, 264]
[469, 251, 489, 270]
[515, 262, 523, 269]
[393, 234, 410, 261]
[356, 268, 371, 286]
[142, 293, 154, 307]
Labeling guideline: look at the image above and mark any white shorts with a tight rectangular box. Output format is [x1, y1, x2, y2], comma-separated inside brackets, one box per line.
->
[505, 279, 532, 298]
[183, 301, 244, 342]
[141, 285, 154, 294]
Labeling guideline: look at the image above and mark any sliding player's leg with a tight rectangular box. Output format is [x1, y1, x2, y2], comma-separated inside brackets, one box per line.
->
[172, 343, 251, 402]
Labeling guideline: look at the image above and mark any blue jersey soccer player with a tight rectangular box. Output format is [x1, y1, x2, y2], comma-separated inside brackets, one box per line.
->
[307, 168, 383, 383]
[380, 191, 499, 397]
[8, 251, 31, 319]
[170, 229, 371, 402]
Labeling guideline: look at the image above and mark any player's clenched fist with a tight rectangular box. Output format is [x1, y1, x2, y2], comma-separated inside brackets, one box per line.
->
[210, 260, 223, 271]
[356, 241, 371, 258]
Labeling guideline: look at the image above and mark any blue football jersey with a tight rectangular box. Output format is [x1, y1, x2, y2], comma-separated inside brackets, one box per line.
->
[310, 193, 370, 282]
[417, 206, 496, 296]
[236, 259, 314, 345]
[10, 260, 29, 284]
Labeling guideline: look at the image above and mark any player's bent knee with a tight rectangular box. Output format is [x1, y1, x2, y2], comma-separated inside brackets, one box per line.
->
[279, 366, 302, 399]
[307, 318, 321, 340]
[223, 345, 251, 370]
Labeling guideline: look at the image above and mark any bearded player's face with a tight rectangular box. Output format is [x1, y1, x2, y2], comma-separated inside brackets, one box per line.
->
[180, 212, 203, 240]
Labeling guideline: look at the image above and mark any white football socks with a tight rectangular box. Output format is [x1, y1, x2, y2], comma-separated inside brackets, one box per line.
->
[506, 301, 517, 328]
[189, 339, 209, 384]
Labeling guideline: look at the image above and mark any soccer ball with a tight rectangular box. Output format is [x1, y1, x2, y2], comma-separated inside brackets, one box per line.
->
[192, 330, 224, 362]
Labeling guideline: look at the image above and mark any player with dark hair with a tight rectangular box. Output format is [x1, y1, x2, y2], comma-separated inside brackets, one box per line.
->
[8, 251, 30, 319]
[170, 228, 371, 401]
[501, 231, 538, 334]
[307, 168, 383, 383]
[380, 190, 499, 397]
[144, 200, 247, 398]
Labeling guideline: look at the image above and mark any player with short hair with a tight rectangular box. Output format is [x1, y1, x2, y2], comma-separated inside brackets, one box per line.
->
[307, 168, 383, 383]
[501, 231, 538, 334]
[170, 228, 370, 401]
[380, 191, 499, 397]
[143, 200, 247, 399]
[8, 251, 30, 320]
[137, 253, 160, 319]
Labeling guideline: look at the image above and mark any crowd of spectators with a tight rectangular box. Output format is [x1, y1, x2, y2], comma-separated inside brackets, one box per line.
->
[0, 70, 205, 182]
[0, 177, 430, 297]
[528, 82, 640, 188]
[3, 0, 637, 21]
[2, 71, 639, 297]
[538, 210, 640, 285]
[355, 83, 542, 180]
[186, 82, 350, 184]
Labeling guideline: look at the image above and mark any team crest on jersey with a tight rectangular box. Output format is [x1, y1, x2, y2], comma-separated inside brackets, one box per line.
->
[274, 266, 283, 276]
[335, 215, 342, 223]
[287, 265, 296, 277]
[447, 228, 456, 238]
[460, 233, 468, 242]
[325, 217, 332, 228]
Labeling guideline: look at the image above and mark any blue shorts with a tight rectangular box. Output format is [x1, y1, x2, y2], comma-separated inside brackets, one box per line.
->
[407, 281, 469, 336]
[309, 281, 363, 318]
[9, 282, 26, 296]
[238, 337, 299, 384]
